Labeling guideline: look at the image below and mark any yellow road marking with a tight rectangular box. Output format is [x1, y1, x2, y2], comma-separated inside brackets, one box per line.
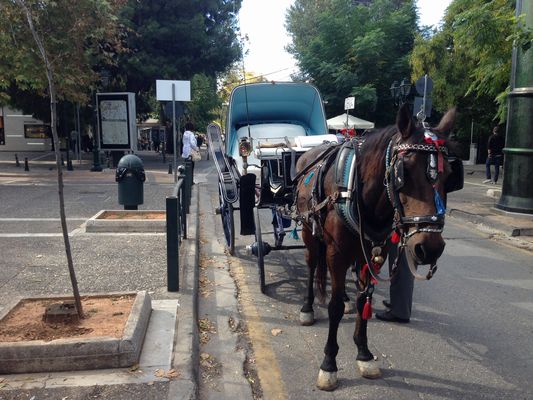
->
[229, 256, 287, 400]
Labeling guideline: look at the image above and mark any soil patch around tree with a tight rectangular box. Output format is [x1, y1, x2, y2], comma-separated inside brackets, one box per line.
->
[99, 211, 165, 220]
[0, 294, 135, 342]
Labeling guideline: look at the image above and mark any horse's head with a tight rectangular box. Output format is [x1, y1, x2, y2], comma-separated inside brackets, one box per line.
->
[387, 104, 459, 267]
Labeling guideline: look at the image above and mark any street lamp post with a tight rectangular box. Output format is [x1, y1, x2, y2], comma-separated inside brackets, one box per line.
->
[496, 0, 533, 214]
[390, 78, 412, 108]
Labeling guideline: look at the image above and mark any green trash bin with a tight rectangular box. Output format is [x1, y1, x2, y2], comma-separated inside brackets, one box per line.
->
[116, 154, 146, 210]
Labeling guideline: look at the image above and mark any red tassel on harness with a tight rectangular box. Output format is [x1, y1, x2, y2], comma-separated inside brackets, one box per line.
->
[362, 297, 372, 320]
[360, 263, 379, 284]
[391, 231, 401, 244]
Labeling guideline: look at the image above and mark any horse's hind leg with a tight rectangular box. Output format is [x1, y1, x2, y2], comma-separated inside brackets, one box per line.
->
[353, 290, 381, 379]
[299, 228, 321, 326]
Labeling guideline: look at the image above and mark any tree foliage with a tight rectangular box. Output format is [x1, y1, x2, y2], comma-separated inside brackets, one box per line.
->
[186, 73, 220, 133]
[0, 0, 124, 108]
[114, 0, 242, 115]
[410, 0, 532, 141]
[286, 0, 418, 124]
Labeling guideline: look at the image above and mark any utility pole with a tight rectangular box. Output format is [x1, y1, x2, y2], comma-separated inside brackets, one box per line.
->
[497, 0, 533, 214]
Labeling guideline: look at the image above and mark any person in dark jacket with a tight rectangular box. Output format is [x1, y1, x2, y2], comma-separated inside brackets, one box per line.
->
[483, 126, 505, 184]
[375, 241, 412, 323]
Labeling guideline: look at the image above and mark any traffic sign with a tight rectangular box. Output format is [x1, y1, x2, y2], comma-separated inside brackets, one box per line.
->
[413, 96, 432, 118]
[156, 80, 191, 102]
[415, 75, 433, 97]
[344, 97, 355, 110]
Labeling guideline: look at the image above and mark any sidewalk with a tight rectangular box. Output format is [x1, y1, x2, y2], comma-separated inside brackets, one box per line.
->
[0, 149, 201, 399]
[447, 164, 533, 250]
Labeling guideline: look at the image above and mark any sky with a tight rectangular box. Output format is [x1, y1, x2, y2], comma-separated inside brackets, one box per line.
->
[239, 0, 453, 81]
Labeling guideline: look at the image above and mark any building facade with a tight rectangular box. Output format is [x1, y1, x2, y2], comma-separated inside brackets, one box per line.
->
[0, 106, 52, 152]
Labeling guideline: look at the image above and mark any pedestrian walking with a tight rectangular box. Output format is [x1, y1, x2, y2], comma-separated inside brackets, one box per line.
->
[182, 122, 199, 183]
[483, 126, 505, 184]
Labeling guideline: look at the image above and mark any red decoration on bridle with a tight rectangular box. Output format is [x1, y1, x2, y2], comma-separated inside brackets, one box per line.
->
[424, 136, 446, 173]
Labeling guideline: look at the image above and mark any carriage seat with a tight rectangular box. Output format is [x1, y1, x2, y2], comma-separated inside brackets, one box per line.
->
[255, 134, 338, 159]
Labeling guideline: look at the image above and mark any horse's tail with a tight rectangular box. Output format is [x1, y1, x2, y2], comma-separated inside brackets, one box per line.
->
[315, 242, 328, 302]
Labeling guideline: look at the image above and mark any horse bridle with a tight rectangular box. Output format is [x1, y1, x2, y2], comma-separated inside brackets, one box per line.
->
[384, 131, 449, 280]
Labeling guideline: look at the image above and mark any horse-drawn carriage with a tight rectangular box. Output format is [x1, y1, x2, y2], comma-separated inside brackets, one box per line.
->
[209, 81, 464, 390]
[208, 81, 338, 293]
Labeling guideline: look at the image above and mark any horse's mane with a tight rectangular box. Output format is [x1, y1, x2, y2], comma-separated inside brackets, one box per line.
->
[359, 125, 398, 182]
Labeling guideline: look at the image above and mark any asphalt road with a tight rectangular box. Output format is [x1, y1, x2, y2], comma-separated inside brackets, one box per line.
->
[0, 162, 178, 314]
[198, 161, 533, 400]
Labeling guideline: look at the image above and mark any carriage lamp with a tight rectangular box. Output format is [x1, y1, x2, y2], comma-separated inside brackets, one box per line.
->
[239, 137, 253, 157]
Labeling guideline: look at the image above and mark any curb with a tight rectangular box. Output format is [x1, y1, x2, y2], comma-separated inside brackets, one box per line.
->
[448, 208, 514, 237]
[0, 291, 151, 374]
[168, 183, 200, 400]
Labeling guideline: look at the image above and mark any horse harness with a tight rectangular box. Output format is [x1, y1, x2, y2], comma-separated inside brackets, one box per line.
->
[384, 131, 449, 281]
[294, 130, 458, 282]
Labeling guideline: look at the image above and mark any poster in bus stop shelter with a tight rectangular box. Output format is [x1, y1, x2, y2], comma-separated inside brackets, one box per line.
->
[97, 93, 136, 151]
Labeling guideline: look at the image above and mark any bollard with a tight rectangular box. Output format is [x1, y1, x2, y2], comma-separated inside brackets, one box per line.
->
[61, 155, 65, 166]
[184, 160, 193, 214]
[179, 170, 188, 240]
[24, 157, 29, 171]
[166, 195, 179, 292]
[67, 159, 73, 171]
[15, 154, 20, 167]
[168, 163, 172, 174]
[90, 147, 103, 172]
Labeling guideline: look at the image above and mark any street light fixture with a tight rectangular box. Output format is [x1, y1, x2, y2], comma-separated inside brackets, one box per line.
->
[390, 80, 399, 99]
[391, 78, 412, 108]
[400, 78, 412, 97]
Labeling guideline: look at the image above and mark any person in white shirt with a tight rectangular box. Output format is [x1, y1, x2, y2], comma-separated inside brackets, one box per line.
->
[182, 122, 198, 183]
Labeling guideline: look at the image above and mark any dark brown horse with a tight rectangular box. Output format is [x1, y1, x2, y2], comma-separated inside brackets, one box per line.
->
[294, 105, 458, 390]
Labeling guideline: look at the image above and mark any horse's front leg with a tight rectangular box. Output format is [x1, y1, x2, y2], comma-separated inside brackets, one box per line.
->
[353, 287, 381, 379]
[316, 251, 347, 391]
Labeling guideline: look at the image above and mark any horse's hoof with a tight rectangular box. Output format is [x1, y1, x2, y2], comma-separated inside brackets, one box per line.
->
[299, 311, 314, 326]
[316, 369, 338, 391]
[356, 360, 381, 379]
[344, 300, 355, 314]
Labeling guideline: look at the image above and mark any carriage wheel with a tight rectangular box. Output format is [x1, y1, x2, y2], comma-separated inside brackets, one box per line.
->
[219, 183, 235, 256]
[253, 207, 266, 294]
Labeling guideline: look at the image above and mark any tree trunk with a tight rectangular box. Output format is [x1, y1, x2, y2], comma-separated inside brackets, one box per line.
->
[16, 0, 84, 318]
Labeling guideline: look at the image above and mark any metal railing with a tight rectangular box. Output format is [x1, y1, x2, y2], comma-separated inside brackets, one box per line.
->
[166, 161, 193, 291]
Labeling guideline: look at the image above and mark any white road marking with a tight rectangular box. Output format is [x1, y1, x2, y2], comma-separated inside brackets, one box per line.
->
[0, 232, 165, 237]
[0, 218, 87, 221]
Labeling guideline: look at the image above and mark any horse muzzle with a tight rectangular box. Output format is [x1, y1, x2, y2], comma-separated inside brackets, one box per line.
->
[407, 232, 445, 265]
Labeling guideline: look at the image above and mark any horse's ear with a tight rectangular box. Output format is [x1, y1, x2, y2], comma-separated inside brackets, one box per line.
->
[434, 107, 456, 137]
[396, 103, 414, 138]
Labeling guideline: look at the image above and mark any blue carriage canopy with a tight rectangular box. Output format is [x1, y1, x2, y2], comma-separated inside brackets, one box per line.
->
[226, 82, 328, 156]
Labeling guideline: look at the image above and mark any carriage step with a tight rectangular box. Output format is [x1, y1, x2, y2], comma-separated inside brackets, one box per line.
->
[222, 172, 233, 184]
[245, 242, 272, 257]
